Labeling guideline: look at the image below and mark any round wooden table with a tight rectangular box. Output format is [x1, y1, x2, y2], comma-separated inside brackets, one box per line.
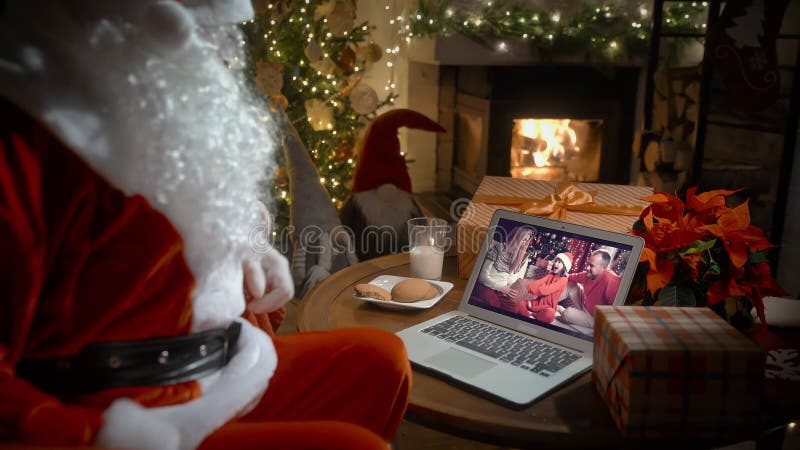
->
[297, 253, 765, 449]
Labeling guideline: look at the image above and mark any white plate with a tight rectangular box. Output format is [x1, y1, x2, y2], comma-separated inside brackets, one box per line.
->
[352, 275, 454, 310]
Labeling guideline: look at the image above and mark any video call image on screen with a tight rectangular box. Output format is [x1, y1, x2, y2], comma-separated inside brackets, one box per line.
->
[467, 218, 634, 341]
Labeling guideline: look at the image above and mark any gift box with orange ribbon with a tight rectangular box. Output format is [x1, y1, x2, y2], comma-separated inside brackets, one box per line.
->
[456, 177, 653, 278]
[593, 306, 765, 440]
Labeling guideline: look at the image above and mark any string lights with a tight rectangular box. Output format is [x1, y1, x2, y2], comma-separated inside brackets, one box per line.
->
[407, 0, 707, 61]
[241, 0, 399, 230]
[242, 0, 706, 232]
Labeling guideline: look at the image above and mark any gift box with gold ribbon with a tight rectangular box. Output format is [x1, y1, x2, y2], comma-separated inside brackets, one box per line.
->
[456, 177, 653, 278]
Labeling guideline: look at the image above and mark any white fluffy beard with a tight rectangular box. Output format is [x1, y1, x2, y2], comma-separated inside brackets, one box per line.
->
[1, 4, 277, 330]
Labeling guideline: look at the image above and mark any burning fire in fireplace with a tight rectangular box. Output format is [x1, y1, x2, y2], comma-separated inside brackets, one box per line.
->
[510, 118, 602, 182]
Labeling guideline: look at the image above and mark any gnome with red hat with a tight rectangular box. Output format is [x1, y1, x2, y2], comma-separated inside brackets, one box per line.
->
[524, 252, 573, 323]
[340, 108, 446, 260]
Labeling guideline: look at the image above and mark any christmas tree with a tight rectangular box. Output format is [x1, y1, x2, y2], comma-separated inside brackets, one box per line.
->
[241, 0, 396, 231]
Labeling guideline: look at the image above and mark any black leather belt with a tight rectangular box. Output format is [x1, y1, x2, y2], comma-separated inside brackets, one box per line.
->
[16, 322, 241, 395]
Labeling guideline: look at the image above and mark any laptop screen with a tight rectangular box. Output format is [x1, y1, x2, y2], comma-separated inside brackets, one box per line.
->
[466, 217, 635, 342]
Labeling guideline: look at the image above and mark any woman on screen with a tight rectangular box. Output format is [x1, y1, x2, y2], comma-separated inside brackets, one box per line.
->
[473, 226, 535, 312]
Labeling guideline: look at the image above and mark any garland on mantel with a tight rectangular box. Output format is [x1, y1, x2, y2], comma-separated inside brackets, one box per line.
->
[408, 0, 708, 62]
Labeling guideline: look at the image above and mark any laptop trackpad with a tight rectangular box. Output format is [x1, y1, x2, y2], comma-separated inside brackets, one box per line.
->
[424, 348, 496, 378]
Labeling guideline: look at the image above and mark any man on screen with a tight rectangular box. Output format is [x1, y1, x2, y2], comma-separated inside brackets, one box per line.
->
[560, 249, 621, 329]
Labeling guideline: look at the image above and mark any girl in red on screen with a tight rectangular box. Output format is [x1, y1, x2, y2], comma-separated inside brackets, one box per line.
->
[523, 252, 572, 323]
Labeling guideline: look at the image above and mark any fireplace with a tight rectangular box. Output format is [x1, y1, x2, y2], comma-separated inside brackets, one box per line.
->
[442, 66, 641, 193]
[509, 118, 603, 181]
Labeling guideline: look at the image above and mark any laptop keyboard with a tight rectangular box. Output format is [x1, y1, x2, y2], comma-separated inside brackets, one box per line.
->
[420, 316, 581, 377]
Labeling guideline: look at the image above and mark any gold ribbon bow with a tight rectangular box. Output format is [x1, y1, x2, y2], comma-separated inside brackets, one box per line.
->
[471, 182, 645, 220]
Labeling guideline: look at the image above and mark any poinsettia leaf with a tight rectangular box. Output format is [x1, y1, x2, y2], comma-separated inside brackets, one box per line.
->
[656, 284, 696, 307]
[717, 200, 751, 232]
[679, 239, 717, 256]
[687, 187, 740, 212]
[646, 257, 674, 296]
[707, 261, 721, 275]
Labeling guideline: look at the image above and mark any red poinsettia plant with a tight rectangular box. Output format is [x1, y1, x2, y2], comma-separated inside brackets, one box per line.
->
[630, 187, 786, 328]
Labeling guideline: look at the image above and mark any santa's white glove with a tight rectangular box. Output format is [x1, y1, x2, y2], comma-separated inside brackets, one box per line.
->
[95, 399, 180, 450]
[242, 201, 294, 313]
[243, 247, 294, 313]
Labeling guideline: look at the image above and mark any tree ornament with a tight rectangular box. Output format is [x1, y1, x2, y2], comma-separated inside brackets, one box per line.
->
[269, 94, 289, 112]
[255, 61, 284, 97]
[271, 0, 290, 19]
[304, 40, 323, 62]
[275, 166, 289, 187]
[338, 45, 356, 74]
[305, 99, 335, 131]
[252, 0, 269, 14]
[327, 0, 355, 37]
[309, 57, 336, 75]
[358, 42, 383, 63]
[338, 141, 354, 159]
[314, 0, 336, 20]
[340, 74, 362, 97]
[348, 84, 379, 115]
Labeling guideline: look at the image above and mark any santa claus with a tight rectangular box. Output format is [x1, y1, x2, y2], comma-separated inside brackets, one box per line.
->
[0, 1, 410, 449]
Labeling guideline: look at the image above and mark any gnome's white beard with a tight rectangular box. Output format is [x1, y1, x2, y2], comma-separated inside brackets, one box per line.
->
[0, 4, 277, 330]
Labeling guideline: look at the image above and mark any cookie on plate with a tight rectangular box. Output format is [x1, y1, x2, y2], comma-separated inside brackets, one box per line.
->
[390, 278, 439, 303]
[354, 283, 392, 301]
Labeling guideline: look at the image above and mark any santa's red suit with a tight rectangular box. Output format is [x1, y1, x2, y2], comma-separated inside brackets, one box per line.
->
[0, 1, 410, 449]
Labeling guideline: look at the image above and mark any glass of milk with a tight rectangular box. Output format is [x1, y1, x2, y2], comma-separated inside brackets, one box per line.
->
[407, 217, 449, 280]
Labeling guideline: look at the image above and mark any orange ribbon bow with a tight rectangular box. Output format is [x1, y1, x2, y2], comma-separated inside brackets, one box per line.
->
[471, 182, 645, 220]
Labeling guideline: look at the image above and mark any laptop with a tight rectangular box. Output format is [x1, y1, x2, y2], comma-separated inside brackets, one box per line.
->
[397, 209, 644, 408]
